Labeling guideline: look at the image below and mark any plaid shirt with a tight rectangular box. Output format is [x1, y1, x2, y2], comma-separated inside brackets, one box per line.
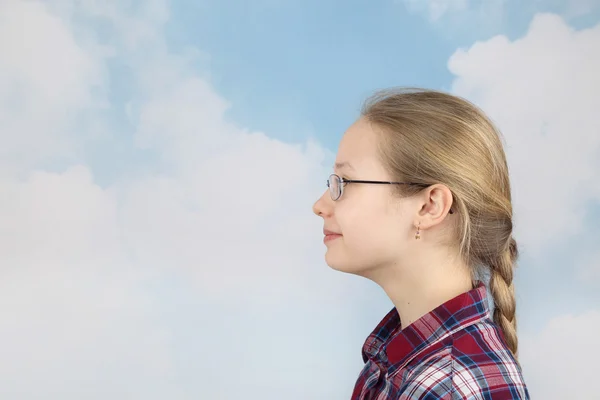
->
[351, 282, 529, 399]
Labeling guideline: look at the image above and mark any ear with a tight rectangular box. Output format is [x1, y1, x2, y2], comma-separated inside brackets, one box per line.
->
[416, 184, 454, 229]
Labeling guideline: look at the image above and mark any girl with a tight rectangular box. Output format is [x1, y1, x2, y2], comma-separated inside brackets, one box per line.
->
[313, 88, 529, 399]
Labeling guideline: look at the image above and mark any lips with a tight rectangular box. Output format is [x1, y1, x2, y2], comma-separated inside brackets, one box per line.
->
[323, 228, 342, 244]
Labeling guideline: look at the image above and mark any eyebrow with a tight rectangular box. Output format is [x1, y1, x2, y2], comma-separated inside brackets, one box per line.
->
[334, 162, 355, 171]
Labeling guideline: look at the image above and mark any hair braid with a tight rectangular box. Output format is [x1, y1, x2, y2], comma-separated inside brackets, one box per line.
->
[489, 237, 519, 358]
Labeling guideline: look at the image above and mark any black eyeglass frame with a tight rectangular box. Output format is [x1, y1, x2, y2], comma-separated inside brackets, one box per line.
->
[327, 173, 454, 214]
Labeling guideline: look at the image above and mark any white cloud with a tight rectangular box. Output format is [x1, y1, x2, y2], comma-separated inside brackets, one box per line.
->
[0, 1, 365, 398]
[520, 311, 600, 399]
[0, 167, 185, 399]
[448, 13, 600, 261]
[0, 0, 107, 171]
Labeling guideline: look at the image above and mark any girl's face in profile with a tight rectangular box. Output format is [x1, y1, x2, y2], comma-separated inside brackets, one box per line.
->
[312, 118, 419, 277]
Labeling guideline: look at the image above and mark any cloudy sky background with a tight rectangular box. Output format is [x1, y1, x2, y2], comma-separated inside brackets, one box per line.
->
[1, 0, 599, 398]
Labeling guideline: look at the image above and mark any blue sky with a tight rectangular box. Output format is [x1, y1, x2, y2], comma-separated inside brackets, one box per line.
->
[0, 0, 599, 399]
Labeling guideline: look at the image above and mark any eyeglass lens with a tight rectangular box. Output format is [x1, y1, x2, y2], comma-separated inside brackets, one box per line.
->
[328, 174, 341, 200]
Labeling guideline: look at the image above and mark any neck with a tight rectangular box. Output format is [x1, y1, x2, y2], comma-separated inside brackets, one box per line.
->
[368, 249, 474, 330]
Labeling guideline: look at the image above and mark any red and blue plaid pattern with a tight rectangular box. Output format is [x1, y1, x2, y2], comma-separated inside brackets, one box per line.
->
[351, 282, 529, 399]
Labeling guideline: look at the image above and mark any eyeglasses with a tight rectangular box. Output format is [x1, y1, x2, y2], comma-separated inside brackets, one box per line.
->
[326, 173, 454, 213]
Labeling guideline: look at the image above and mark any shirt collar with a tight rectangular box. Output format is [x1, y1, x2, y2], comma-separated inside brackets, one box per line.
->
[361, 282, 490, 372]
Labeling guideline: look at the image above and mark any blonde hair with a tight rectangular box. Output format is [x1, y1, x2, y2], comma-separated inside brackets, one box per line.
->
[362, 88, 519, 358]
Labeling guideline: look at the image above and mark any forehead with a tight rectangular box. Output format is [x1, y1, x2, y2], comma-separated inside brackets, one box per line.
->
[335, 118, 382, 172]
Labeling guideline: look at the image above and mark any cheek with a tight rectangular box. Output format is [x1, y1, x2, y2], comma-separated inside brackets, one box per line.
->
[345, 217, 402, 256]
[331, 201, 407, 268]
[340, 194, 403, 239]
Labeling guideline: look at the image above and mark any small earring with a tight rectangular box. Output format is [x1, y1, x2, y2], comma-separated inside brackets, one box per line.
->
[415, 222, 421, 240]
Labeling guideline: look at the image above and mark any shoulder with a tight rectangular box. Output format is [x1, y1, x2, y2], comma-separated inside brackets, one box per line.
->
[399, 320, 529, 399]
[450, 320, 529, 399]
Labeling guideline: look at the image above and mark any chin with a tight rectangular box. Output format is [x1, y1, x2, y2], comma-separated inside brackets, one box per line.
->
[324, 249, 372, 276]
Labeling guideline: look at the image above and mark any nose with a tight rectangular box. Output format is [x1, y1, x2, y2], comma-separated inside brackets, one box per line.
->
[312, 189, 333, 217]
